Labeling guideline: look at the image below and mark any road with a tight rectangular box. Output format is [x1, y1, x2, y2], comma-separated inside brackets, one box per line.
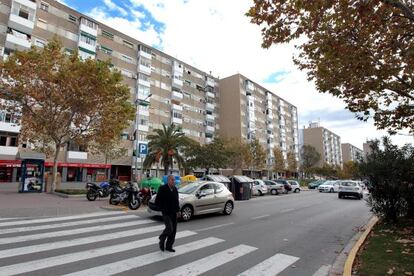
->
[0, 190, 371, 276]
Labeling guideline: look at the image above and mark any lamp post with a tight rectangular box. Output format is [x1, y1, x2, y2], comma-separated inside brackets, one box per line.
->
[134, 93, 152, 183]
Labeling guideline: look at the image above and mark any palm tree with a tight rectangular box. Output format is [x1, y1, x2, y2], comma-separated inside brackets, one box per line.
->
[143, 123, 189, 175]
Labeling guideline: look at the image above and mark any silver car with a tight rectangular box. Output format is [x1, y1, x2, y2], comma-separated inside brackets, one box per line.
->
[148, 181, 235, 221]
[264, 180, 285, 195]
[252, 179, 268, 196]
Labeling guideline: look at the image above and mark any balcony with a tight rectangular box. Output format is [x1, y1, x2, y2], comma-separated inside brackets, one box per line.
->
[206, 125, 215, 133]
[267, 123, 274, 129]
[138, 108, 149, 116]
[138, 50, 152, 60]
[138, 78, 150, 88]
[206, 103, 215, 111]
[13, 0, 36, 10]
[138, 64, 151, 75]
[138, 124, 149, 132]
[80, 23, 98, 37]
[172, 117, 183, 125]
[0, 146, 18, 156]
[5, 32, 31, 51]
[206, 114, 215, 121]
[172, 91, 183, 100]
[172, 104, 183, 112]
[206, 91, 215, 98]
[206, 78, 215, 87]
[67, 151, 88, 160]
[78, 40, 96, 54]
[8, 13, 35, 35]
[172, 77, 183, 88]
[0, 121, 20, 133]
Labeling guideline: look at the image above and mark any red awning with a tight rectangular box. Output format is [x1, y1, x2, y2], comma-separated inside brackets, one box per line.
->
[0, 160, 111, 169]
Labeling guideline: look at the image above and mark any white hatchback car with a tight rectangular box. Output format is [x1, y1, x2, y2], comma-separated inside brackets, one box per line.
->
[287, 180, 301, 193]
[338, 181, 364, 199]
[318, 180, 340, 193]
[252, 179, 268, 196]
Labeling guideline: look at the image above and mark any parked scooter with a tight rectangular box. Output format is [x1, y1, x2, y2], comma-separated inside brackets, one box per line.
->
[109, 181, 141, 210]
[139, 187, 156, 205]
[86, 181, 111, 201]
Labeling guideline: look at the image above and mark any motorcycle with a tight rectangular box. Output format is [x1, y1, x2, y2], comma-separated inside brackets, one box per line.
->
[139, 187, 156, 205]
[109, 181, 141, 210]
[86, 181, 111, 201]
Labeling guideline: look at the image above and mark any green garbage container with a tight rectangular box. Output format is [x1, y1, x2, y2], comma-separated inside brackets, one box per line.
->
[139, 177, 163, 192]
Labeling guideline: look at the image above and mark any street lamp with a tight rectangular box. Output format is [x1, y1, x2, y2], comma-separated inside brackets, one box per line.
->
[134, 93, 152, 183]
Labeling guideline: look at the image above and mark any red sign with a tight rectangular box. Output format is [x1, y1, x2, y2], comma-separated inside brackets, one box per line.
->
[0, 160, 21, 167]
[0, 160, 111, 169]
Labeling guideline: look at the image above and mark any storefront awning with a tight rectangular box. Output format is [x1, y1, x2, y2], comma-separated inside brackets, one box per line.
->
[17, 152, 46, 160]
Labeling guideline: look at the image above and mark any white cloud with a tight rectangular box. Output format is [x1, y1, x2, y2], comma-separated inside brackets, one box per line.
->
[84, 0, 413, 147]
[103, 0, 128, 17]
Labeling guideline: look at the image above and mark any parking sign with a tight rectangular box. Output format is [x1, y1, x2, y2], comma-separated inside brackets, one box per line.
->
[138, 143, 148, 155]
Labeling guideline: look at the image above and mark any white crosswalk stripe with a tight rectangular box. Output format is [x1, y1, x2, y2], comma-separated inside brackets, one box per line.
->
[0, 212, 301, 276]
[155, 244, 257, 276]
[238, 253, 300, 276]
[0, 212, 111, 227]
[0, 214, 138, 234]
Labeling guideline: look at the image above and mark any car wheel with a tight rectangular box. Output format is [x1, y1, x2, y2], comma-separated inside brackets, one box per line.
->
[180, 205, 193, 222]
[258, 190, 263, 196]
[295, 188, 300, 193]
[338, 194, 342, 199]
[271, 189, 278, 195]
[330, 188, 334, 193]
[223, 201, 233, 215]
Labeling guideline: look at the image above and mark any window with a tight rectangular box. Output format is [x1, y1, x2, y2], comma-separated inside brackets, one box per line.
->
[173, 112, 182, 119]
[100, 45, 112, 55]
[18, 9, 29, 19]
[140, 58, 151, 67]
[120, 69, 133, 78]
[81, 17, 98, 30]
[9, 137, 17, 147]
[138, 74, 150, 82]
[139, 44, 151, 55]
[123, 40, 134, 48]
[68, 14, 77, 23]
[0, 136, 7, 146]
[35, 39, 46, 48]
[40, 2, 49, 12]
[80, 33, 96, 46]
[121, 55, 134, 64]
[199, 184, 214, 196]
[101, 30, 114, 40]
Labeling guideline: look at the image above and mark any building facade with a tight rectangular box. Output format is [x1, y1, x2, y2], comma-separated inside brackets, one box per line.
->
[341, 143, 363, 163]
[219, 74, 299, 177]
[302, 123, 343, 168]
[0, 0, 220, 182]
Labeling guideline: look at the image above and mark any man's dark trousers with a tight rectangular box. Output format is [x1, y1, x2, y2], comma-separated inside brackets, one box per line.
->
[159, 214, 177, 249]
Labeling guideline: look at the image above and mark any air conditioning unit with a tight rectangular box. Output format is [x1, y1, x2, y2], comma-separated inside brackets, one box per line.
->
[132, 74, 138, 79]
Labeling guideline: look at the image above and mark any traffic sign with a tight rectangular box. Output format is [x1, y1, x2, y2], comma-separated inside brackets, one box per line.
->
[138, 143, 148, 155]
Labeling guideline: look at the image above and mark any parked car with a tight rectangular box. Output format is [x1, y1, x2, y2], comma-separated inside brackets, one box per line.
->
[318, 180, 340, 193]
[252, 179, 268, 196]
[308, 180, 326, 189]
[147, 181, 235, 221]
[287, 180, 301, 193]
[338, 181, 364, 199]
[264, 180, 285, 195]
[273, 179, 292, 193]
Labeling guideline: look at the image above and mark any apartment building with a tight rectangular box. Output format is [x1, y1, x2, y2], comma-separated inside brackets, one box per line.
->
[341, 143, 363, 163]
[302, 123, 343, 168]
[219, 74, 299, 177]
[0, 0, 220, 182]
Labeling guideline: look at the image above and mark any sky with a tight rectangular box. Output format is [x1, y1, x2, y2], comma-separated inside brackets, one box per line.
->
[59, 0, 413, 148]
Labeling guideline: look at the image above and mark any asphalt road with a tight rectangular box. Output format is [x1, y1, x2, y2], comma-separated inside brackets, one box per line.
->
[0, 190, 371, 276]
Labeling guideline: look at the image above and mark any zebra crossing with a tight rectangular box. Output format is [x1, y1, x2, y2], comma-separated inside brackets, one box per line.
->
[0, 212, 302, 276]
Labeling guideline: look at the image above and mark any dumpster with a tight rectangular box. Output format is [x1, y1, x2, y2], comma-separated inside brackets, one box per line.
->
[202, 175, 231, 189]
[140, 177, 163, 192]
[229, 175, 254, 200]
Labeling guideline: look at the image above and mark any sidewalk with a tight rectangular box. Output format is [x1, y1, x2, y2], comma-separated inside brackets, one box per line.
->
[0, 182, 112, 218]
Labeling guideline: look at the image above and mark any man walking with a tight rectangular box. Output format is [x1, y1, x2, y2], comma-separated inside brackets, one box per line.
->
[155, 175, 180, 252]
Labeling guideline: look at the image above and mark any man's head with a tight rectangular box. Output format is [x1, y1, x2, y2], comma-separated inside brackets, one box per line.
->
[167, 175, 175, 188]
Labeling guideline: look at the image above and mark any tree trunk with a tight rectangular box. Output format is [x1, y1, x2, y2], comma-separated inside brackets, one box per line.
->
[52, 145, 60, 192]
[164, 162, 169, 176]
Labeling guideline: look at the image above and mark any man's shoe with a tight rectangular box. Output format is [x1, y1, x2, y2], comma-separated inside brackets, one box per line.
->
[159, 240, 165, 252]
[165, 248, 175, 253]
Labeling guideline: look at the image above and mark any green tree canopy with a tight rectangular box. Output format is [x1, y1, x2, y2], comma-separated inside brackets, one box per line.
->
[247, 1, 414, 133]
[301, 145, 321, 173]
[273, 147, 286, 173]
[0, 40, 135, 190]
[287, 150, 298, 173]
[249, 138, 266, 171]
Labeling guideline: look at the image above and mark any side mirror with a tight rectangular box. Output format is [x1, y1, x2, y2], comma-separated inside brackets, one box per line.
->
[197, 191, 207, 198]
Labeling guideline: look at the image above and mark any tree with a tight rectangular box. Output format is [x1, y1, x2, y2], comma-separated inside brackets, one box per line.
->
[360, 137, 414, 222]
[247, 1, 414, 133]
[286, 151, 298, 175]
[0, 40, 134, 191]
[143, 124, 190, 175]
[338, 161, 360, 179]
[249, 138, 266, 172]
[273, 147, 285, 175]
[224, 138, 252, 174]
[301, 145, 321, 175]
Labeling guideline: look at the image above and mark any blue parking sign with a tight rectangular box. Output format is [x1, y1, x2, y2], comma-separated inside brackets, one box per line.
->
[138, 143, 148, 155]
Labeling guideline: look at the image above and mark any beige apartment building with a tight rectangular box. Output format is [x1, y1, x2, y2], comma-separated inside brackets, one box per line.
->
[219, 74, 299, 178]
[302, 123, 342, 168]
[341, 143, 363, 163]
[0, 0, 220, 182]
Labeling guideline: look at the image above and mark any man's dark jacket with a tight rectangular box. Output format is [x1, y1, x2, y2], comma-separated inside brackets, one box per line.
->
[155, 184, 179, 216]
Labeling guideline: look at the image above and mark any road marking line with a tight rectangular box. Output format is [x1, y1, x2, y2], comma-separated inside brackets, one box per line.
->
[0, 214, 138, 234]
[312, 265, 332, 276]
[63, 237, 225, 276]
[0, 217, 27, 221]
[0, 224, 165, 259]
[195, 222, 235, 232]
[252, 214, 270, 220]
[0, 219, 153, 245]
[155, 244, 257, 276]
[279, 208, 295, 213]
[238, 253, 300, 276]
[0, 231, 197, 276]
[0, 212, 116, 227]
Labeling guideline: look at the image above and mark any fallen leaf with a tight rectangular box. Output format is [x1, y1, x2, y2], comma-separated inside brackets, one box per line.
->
[387, 268, 395, 275]
[386, 250, 393, 253]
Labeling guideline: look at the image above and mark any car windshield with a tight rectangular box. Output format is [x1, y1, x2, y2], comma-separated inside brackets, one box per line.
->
[178, 182, 200, 194]
[341, 182, 356, 187]
[323, 181, 333, 185]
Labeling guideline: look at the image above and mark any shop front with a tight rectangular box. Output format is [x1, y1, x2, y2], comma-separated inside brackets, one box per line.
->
[0, 160, 21, 182]
[44, 162, 111, 182]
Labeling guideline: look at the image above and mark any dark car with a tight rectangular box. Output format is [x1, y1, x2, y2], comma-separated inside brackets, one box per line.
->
[273, 179, 291, 193]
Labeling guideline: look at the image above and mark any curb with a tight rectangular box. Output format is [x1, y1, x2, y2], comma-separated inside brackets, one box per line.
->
[52, 192, 86, 198]
[342, 216, 379, 276]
